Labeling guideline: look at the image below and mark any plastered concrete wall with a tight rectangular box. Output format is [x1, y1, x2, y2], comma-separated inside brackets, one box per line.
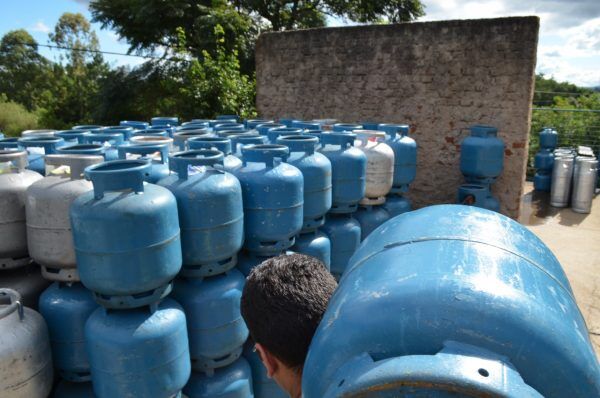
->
[255, 17, 539, 218]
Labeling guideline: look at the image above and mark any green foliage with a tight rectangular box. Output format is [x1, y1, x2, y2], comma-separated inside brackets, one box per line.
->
[0, 30, 51, 110]
[90, 0, 257, 73]
[0, 94, 39, 136]
[529, 75, 600, 175]
[174, 25, 256, 119]
[90, 0, 425, 73]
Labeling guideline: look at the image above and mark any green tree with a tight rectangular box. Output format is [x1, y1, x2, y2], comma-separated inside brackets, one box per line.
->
[0, 30, 51, 110]
[0, 94, 40, 136]
[90, 0, 256, 71]
[90, 0, 425, 72]
[41, 13, 109, 127]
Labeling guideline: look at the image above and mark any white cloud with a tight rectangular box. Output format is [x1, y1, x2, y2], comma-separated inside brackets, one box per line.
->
[537, 55, 600, 87]
[420, 0, 600, 86]
[563, 17, 600, 53]
[30, 21, 51, 34]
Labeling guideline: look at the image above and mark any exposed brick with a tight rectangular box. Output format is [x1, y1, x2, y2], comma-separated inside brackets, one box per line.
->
[256, 17, 539, 219]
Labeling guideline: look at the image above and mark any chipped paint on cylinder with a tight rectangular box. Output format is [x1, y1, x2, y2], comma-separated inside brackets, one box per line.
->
[234, 145, 303, 255]
[70, 159, 182, 308]
[118, 143, 171, 183]
[303, 205, 599, 397]
[39, 282, 99, 382]
[0, 288, 54, 398]
[85, 298, 191, 398]
[378, 124, 417, 193]
[460, 125, 504, 185]
[319, 133, 367, 214]
[183, 357, 253, 398]
[292, 230, 331, 269]
[26, 154, 103, 281]
[0, 150, 43, 269]
[354, 204, 391, 241]
[171, 270, 248, 372]
[158, 150, 243, 277]
[277, 135, 332, 231]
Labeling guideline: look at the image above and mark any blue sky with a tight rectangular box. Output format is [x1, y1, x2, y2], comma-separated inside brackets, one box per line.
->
[1, 0, 599, 87]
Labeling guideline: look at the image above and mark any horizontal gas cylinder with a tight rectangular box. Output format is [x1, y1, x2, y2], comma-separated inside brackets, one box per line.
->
[303, 205, 598, 397]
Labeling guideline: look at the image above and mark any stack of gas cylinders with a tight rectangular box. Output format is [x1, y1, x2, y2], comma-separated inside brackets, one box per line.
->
[0, 115, 420, 398]
[533, 127, 558, 191]
[457, 125, 505, 212]
[550, 145, 598, 214]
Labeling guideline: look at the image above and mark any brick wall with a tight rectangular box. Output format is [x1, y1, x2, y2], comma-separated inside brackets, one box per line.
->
[255, 17, 539, 218]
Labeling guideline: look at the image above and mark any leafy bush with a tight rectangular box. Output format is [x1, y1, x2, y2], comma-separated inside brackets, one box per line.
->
[0, 94, 39, 136]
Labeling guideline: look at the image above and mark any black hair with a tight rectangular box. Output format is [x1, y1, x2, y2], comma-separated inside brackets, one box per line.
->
[241, 253, 337, 372]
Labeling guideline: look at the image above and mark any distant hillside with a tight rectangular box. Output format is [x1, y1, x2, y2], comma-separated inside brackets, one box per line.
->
[533, 74, 593, 106]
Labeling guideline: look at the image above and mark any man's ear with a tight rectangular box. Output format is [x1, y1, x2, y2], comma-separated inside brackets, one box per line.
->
[255, 343, 279, 378]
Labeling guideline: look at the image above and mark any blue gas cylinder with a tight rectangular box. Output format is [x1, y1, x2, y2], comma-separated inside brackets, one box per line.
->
[534, 173, 552, 191]
[231, 135, 268, 158]
[183, 357, 253, 398]
[53, 380, 95, 398]
[178, 123, 210, 132]
[39, 282, 98, 382]
[303, 205, 597, 398]
[133, 128, 169, 137]
[277, 135, 332, 231]
[246, 119, 274, 129]
[72, 125, 103, 131]
[187, 137, 242, 172]
[533, 128, 558, 192]
[210, 119, 236, 127]
[267, 127, 303, 144]
[0, 137, 19, 149]
[243, 342, 287, 398]
[56, 130, 92, 144]
[255, 123, 285, 136]
[321, 213, 361, 280]
[182, 119, 210, 126]
[360, 122, 379, 130]
[460, 125, 505, 184]
[214, 123, 245, 133]
[120, 120, 149, 130]
[237, 251, 271, 277]
[173, 129, 212, 151]
[378, 124, 417, 193]
[103, 126, 135, 141]
[539, 127, 558, 149]
[457, 183, 500, 213]
[82, 132, 124, 161]
[382, 194, 412, 217]
[217, 130, 253, 139]
[118, 143, 170, 183]
[319, 133, 367, 214]
[354, 205, 391, 241]
[57, 144, 106, 157]
[217, 114, 240, 122]
[70, 159, 182, 308]
[291, 231, 331, 269]
[85, 298, 191, 398]
[534, 149, 554, 170]
[152, 116, 179, 127]
[158, 150, 243, 277]
[291, 121, 321, 131]
[171, 270, 248, 372]
[234, 145, 303, 254]
[332, 123, 362, 132]
[18, 136, 66, 175]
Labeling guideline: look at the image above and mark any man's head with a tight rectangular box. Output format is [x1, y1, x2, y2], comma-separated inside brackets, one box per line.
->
[241, 253, 337, 397]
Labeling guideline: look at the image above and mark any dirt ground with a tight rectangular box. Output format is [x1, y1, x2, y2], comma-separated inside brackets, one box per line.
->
[519, 182, 600, 357]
